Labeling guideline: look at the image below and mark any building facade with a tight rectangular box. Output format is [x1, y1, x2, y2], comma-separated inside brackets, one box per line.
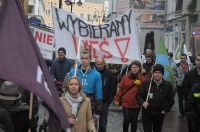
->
[113, 0, 165, 54]
[165, 0, 199, 55]
[28, 0, 45, 24]
[43, 0, 104, 27]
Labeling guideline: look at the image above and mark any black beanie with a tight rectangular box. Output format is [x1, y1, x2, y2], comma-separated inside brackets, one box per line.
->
[58, 47, 66, 55]
[153, 64, 164, 74]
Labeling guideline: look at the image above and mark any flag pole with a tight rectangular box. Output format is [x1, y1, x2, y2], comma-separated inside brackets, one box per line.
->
[145, 74, 153, 102]
[74, 38, 81, 77]
[28, 93, 33, 132]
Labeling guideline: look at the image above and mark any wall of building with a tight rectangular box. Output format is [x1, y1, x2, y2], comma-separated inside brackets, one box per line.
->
[43, 0, 59, 27]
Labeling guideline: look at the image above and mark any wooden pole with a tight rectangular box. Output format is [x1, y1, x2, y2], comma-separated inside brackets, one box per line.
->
[145, 74, 153, 102]
[28, 93, 33, 132]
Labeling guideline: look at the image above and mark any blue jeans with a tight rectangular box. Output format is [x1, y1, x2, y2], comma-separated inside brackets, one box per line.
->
[123, 107, 140, 132]
[99, 104, 109, 132]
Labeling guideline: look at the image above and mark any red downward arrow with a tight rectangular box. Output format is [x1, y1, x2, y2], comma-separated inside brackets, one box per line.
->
[114, 37, 130, 63]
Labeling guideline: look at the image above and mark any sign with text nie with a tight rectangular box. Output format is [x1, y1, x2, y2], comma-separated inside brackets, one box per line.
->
[30, 25, 54, 60]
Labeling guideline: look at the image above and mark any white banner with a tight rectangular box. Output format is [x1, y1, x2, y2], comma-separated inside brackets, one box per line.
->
[52, 7, 140, 64]
[30, 25, 54, 60]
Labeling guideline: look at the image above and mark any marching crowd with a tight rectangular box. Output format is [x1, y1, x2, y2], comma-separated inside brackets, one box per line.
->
[0, 47, 200, 132]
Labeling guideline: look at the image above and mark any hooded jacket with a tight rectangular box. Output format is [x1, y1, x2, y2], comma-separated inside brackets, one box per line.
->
[68, 66, 102, 115]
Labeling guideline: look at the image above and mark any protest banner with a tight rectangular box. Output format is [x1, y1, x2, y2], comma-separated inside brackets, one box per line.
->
[30, 25, 54, 60]
[52, 7, 140, 64]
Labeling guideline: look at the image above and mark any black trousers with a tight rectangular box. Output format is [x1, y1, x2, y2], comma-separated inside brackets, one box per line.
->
[122, 107, 140, 132]
[142, 110, 165, 132]
[177, 86, 187, 115]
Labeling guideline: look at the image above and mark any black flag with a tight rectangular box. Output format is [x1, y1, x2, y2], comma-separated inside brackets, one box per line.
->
[0, 0, 70, 131]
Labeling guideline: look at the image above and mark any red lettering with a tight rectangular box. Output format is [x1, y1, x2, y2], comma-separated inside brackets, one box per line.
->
[114, 37, 130, 62]
[99, 38, 112, 58]
[35, 31, 53, 45]
[72, 35, 78, 55]
[89, 41, 98, 58]
[43, 34, 46, 43]
[47, 35, 53, 45]
[83, 40, 91, 51]
[35, 31, 42, 42]
[82, 40, 98, 58]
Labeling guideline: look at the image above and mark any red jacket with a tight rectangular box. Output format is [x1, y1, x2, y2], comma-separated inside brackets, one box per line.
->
[115, 73, 145, 108]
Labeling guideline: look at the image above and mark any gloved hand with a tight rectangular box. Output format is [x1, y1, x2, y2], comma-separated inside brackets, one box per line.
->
[114, 101, 119, 107]
[27, 118, 37, 132]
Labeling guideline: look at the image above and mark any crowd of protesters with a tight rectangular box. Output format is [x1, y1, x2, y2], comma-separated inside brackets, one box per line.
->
[0, 47, 200, 132]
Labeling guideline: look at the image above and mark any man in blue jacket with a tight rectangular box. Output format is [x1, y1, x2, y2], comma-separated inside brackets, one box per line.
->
[67, 50, 102, 121]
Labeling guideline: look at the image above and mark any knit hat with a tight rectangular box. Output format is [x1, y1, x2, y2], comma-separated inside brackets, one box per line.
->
[0, 81, 21, 100]
[153, 64, 164, 74]
[58, 47, 66, 55]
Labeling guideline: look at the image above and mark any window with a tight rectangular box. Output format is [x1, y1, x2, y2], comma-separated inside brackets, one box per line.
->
[48, 1, 51, 4]
[94, 7, 97, 10]
[28, 5, 34, 14]
[175, 0, 183, 12]
[46, 9, 51, 15]
[54, 2, 57, 5]
[80, 13, 84, 18]
[181, 21, 186, 31]
[87, 14, 91, 21]
[88, 6, 90, 9]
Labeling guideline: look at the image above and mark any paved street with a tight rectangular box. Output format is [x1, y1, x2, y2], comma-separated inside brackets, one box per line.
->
[107, 94, 188, 132]
[37, 94, 188, 132]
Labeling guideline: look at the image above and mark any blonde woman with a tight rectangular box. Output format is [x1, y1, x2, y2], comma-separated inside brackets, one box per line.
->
[60, 76, 96, 132]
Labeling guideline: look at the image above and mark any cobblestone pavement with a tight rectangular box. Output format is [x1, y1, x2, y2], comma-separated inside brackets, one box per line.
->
[107, 103, 143, 132]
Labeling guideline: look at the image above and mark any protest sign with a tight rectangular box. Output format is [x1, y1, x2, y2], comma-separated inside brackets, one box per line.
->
[53, 8, 140, 64]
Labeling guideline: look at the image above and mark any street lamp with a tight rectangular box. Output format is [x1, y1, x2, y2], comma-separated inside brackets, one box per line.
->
[64, 0, 83, 13]
[94, 10, 104, 25]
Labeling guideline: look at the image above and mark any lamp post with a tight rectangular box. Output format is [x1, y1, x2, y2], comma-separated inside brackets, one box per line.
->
[64, 0, 83, 13]
[94, 10, 104, 25]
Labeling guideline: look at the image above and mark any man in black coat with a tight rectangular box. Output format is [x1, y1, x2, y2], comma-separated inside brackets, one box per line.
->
[186, 82, 200, 132]
[182, 54, 200, 97]
[136, 64, 174, 132]
[182, 54, 200, 131]
[95, 57, 116, 132]
[0, 107, 14, 132]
